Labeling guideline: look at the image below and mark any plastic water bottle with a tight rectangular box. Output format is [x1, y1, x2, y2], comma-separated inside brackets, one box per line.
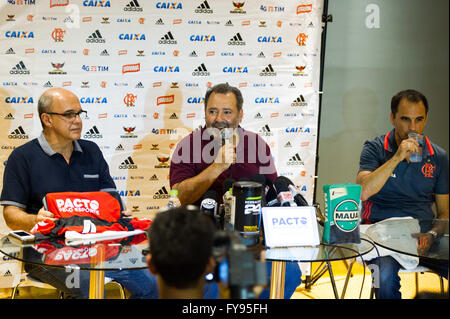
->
[167, 189, 181, 208]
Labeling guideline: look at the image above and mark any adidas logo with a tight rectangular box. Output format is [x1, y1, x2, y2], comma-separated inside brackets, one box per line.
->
[10, 61, 30, 75]
[4, 113, 14, 120]
[291, 95, 307, 107]
[149, 174, 159, 181]
[284, 141, 292, 148]
[124, 0, 143, 11]
[100, 49, 109, 56]
[288, 153, 304, 165]
[8, 126, 29, 139]
[5, 48, 15, 54]
[83, 126, 102, 139]
[153, 186, 170, 199]
[259, 124, 273, 136]
[155, 18, 164, 25]
[288, 82, 296, 88]
[192, 63, 210, 76]
[257, 51, 265, 58]
[159, 31, 177, 44]
[115, 144, 125, 151]
[189, 51, 198, 57]
[86, 30, 105, 43]
[254, 112, 263, 119]
[135, 82, 144, 88]
[259, 64, 276, 76]
[228, 33, 245, 45]
[43, 81, 53, 87]
[195, 0, 213, 13]
[64, 16, 74, 24]
[225, 20, 233, 26]
[169, 113, 178, 119]
[4, 270, 13, 277]
[119, 156, 137, 169]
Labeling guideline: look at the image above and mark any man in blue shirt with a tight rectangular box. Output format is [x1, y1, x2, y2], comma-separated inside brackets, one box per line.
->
[357, 89, 449, 299]
[1, 88, 157, 299]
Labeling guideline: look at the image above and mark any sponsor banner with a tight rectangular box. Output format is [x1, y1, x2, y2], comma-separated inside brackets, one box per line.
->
[0, 0, 324, 226]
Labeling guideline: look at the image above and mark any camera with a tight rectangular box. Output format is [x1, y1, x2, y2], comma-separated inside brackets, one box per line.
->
[206, 229, 267, 299]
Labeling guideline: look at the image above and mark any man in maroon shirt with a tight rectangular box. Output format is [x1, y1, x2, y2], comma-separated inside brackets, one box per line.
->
[170, 83, 278, 206]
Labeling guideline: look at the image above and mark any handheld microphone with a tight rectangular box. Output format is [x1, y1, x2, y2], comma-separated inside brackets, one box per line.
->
[273, 177, 297, 207]
[220, 128, 234, 146]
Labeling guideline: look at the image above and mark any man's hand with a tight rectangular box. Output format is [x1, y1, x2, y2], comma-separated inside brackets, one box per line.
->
[214, 142, 236, 170]
[395, 137, 420, 163]
[122, 209, 133, 217]
[36, 207, 56, 223]
[411, 232, 433, 255]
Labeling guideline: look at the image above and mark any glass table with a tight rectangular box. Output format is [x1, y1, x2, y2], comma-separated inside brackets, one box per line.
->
[265, 233, 375, 299]
[0, 231, 149, 299]
[365, 218, 449, 261]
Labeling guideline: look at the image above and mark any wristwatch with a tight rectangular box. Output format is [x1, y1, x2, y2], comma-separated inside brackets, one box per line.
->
[427, 230, 438, 239]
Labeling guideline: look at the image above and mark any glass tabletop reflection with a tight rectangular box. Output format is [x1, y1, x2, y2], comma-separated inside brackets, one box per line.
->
[365, 218, 449, 261]
[0, 232, 149, 271]
[264, 233, 374, 263]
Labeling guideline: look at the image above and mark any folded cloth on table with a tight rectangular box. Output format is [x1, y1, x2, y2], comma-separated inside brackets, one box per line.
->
[358, 217, 419, 270]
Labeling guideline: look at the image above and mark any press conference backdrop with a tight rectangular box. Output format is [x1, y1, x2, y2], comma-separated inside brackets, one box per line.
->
[0, 0, 325, 233]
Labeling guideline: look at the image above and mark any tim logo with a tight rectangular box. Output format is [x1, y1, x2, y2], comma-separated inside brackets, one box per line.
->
[421, 163, 436, 178]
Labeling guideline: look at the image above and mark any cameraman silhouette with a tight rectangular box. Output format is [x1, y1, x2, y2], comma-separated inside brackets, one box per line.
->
[146, 206, 216, 299]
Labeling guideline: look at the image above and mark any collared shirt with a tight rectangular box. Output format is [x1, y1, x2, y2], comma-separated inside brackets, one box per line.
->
[169, 126, 278, 205]
[358, 129, 449, 223]
[1, 133, 116, 215]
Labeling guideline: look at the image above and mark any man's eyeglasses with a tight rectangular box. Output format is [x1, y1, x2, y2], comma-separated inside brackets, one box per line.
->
[46, 110, 88, 120]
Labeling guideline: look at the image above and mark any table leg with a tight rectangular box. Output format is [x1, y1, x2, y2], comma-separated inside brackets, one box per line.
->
[89, 244, 105, 299]
[326, 261, 339, 299]
[269, 261, 286, 299]
[340, 259, 355, 299]
[89, 269, 105, 299]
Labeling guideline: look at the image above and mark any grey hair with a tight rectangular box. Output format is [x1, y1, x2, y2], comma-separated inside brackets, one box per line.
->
[38, 93, 54, 127]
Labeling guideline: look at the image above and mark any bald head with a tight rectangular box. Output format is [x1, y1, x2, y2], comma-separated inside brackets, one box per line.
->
[38, 88, 80, 128]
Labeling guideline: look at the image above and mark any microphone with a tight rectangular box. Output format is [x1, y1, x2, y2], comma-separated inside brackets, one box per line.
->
[273, 177, 297, 207]
[276, 176, 309, 206]
[251, 173, 277, 206]
[200, 190, 219, 217]
[200, 190, 220, 228]
[222, 178, 236, 227]
[220, 128, 234, 146]
[220, 128, 234, 175]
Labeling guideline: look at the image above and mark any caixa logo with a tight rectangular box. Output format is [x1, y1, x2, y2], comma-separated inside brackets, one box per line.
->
[257, 36, 282, 43]
[187, 97, 204, 104]
[5, 97, 34, 103]
[153, 65, 180, 72]
[119, 33, 146, 40]
[255, 97, 280, 104]
[118, 190, 141, 197]
[5, 31, 34, 38]
[83, 0, 111, 7]
[223, 66, 248, 73]
[189, 34, 216, 42]
[156, 2, 182, 9]
[285, 126, 311, 133]
[80, 97, 108, 103]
